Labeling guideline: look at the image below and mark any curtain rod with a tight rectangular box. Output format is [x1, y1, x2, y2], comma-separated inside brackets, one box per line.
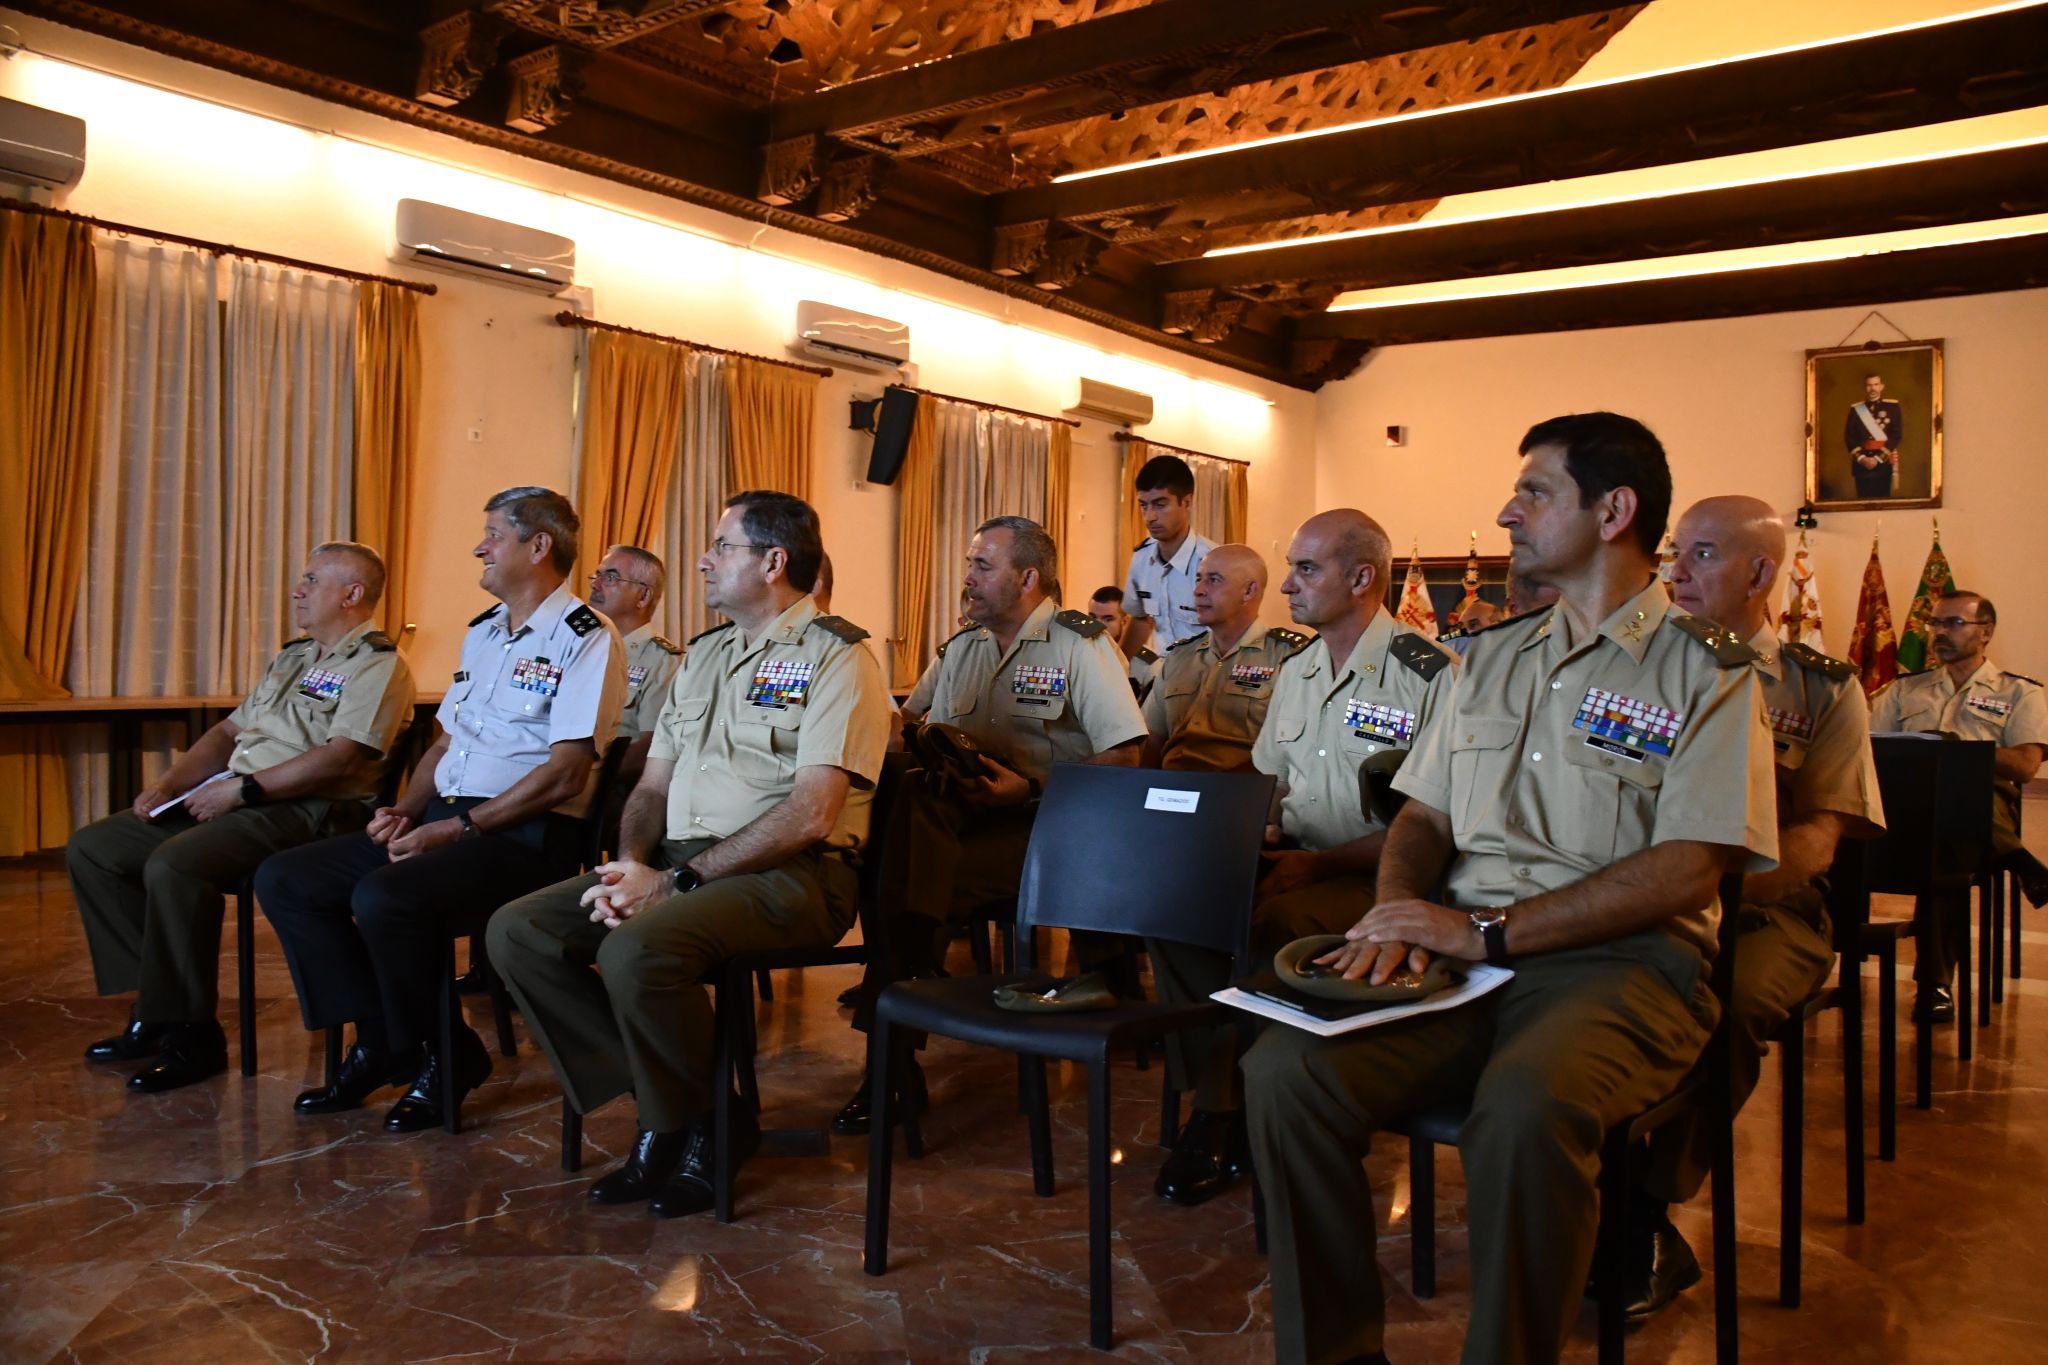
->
[1, 200, 437, 295]
[554, 311, 832, 377]
[900, 385, 1080, 428]
[1113, 431, 1250, 467]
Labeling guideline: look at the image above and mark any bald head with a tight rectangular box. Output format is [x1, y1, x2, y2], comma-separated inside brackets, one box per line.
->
[1668, 494, 1785, 636]
[1194, 543, 1268, 639]
[1457, 598, 1504, 631]
[1282, 509, 1393, 633]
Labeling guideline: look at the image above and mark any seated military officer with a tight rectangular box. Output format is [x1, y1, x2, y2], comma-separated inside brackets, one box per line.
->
[1869, 588, 2047, 1020]
[489, 492, 889, 1217]
[1243, 413, 1777, 1365]
[1612, 494, 1883, 1318]
[835, 516, 1149, 1134]
[586, 543, 684, 790]
[1089, 584, 1161, 701]
[256, 487, 623, 1130]
[66, 543, 414, 1092]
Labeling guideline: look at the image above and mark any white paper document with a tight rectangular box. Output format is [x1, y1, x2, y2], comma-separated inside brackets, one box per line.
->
[148, 771, 235, 819]
[1214, 963, 1515, 1037]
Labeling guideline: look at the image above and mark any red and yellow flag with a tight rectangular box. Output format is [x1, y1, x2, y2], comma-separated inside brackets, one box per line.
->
[1846, 535, 1897, 697]
[1777, 529, 1824, 648]
[1396, 545, 1439, 639]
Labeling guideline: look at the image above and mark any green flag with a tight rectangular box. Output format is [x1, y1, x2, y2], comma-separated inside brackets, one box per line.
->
[1895, 528, 1956, 674]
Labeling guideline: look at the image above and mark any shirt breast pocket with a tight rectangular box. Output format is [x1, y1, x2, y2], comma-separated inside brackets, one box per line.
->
[1449, 715, 1519, 843]
[1561, 738, 1667, 863]
[734, 704, 802, 779]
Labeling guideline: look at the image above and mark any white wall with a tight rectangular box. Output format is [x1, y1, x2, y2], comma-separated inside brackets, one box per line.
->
[0, 11, 1315, 688]
[1315, 287, 2048, 670]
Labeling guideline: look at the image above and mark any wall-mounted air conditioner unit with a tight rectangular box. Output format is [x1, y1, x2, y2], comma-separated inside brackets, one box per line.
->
[1065, 377, 1153, 427]
[0, 96, 86, 195]
[794, 299, 910, 372]
[391, 199, 575, 294]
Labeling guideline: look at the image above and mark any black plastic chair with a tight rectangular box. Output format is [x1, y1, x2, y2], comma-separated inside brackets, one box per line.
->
[234, 710, 434, 1080]
[862, 763, 1275, 1351]
[1397, 869, 1746, 1365]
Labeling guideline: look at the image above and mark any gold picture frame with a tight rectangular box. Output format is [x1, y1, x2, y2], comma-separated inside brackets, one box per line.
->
[1804, 338, 1943, 511]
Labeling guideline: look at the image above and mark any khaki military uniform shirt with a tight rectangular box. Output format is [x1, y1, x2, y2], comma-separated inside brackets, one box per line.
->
[225, 620, 417, 801]
[436, 583, 625, 815]
[651, 596, 890, 850]
[1145, 625, 1311, 773]
[1253, 608, 1453, 851]
[1869, 658, 2048, 750]
[1747, 626, 1884, 835]
[1396, 581, 1779, 954]
[618, 623, 685, 741]
[1128, 646, 1162, 704]
[924, 597, 1149, 783]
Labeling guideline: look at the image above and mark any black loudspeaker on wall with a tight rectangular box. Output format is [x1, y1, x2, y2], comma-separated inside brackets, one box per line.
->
[864, 386, 920, 486]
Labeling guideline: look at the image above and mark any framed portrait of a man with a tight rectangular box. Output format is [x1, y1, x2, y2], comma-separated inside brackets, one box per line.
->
[1805, 338, 1943, 511]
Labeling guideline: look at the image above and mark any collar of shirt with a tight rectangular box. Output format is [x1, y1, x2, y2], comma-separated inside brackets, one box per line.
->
[621, 621, 655, 648]
[728, 593, 822, 665]
[1297, 607, 1397, 685]
[1151, 533, 1209, 575]
[316, 618, 377, 664]
[1523, 577, 1670, 666]
[1952, 659, 2007, 694]
[486, 581, 578, 644]
[1744, 623, 1785, 682]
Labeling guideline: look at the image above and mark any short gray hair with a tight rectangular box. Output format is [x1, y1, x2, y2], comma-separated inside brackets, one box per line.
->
[485, 486, 579, 574]
[311, 540, 387, 609]
[608, 544, 666, 606]
[976, 515, 1058, 595]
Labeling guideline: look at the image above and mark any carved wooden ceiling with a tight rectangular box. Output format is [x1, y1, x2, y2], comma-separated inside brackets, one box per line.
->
[21, 0, 2048, 388]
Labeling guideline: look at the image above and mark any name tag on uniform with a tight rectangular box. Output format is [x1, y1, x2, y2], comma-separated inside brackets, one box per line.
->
[1574, 687, 1683, 761]
[1136, 589, 1153, 599]
[627, 664, 649, 689]
[510, 657, 563, 697]
[1967, 695, 2013, 719]
[1013, 664, 1068, 700]
[297, 668, 346, 701]
[1344, 698, 1416, 744]
[747, 659, 813, 709]
[1766, 707, 1814, 742]
[1230, 663, 1276, 691]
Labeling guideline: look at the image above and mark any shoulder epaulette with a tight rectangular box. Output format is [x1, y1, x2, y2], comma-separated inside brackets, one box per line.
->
[1134, 646, 1159, 665]
[467, 605, 500, 628]
[687, 621, 735, 647]
[653, 635, 683, 655]
[281, 634, 312, 649]
[1783, 641, 1855, 682]
[1167, 630, 1209, 652]
[935, 624, 977, 660]
[1467, 611, 1535, 638]
[1668, 613, 1758, 668]
[810, 613, 870, 644]
[1054, 608, 1107, 639]
[1390, 631, 1452, 681]
[1436, 626, 1469, 642]
[363, 630, 398, 653]
[566, 604, 603, 637]
[2005, 671, 2042, 688]
[1265, 627, 1312, 656]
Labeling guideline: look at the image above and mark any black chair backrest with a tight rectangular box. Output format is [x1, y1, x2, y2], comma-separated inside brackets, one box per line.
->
[1014, 764, 1275, 970]
[1861, 736, 1995, 895]
[582, 735, 633, 869]
[380, 710, 438, 806]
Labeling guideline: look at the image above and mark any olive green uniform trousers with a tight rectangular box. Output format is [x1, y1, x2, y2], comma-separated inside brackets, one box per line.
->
[1146, 874, 1372, 1112]
[66, 801, 363, 1022]
[486, 838, 857, 1134]
[1243, 932, 1714, 1365]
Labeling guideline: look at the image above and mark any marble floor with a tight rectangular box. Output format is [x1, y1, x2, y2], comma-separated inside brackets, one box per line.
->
[3, 803, 2046, 1363]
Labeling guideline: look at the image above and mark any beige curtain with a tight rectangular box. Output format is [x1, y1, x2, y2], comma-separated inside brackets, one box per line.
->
[354, 282, 420, 635]
[1046, 422, 1072, 572]
[0, 211, 99, 856]
[725, 356, 817, 497]
[891, 398, 940, 685]
[577, 329, 689, 584]
[658, 351, 730, 642]
[1117, 438, 1248, 565]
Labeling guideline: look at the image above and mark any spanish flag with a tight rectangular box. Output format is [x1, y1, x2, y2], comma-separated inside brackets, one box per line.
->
[1846, 535, 1897, 698]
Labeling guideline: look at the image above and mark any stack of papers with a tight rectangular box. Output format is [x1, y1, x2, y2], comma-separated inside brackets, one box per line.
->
[1214, 963, 1514, 1037]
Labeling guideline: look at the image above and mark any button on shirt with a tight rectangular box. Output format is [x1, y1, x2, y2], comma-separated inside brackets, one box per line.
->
[648, 596, 891, 850]
[1123, 532, 1215, 650]
[1146, 626, 1308, 773]
[617, 623, 685, 742]
[1747, 627, 1884, 835]
[435, 584, 625, 813]
[1395, 581, 1779, 955]
[1869, 658, 2048, 750]
[1253, 609, 1451, 850]
[226, 620, 417, 801]
[926, 598, 1149, 783]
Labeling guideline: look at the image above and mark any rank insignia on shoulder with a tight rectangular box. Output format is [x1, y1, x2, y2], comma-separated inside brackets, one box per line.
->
[468, 605, 501, 628]
[1436, 626, 1469, 642]
[565, 605, 603, 637]
[2004, 671, 2041, 689]
[281, 635, 313, 650]
[1668, 613, 1757, 667]
[1390, 632, 1451, 680]
[687, 621, 735, 647]
[654, 635, 683, 655]
[363, 631, 398, 652]
[1053, 608, 1106, 639]
[748, 658, 814, 709]
[936, 624, 978, 660]
[1266, 627, 1312, 656]
[1168, 630, 1209, 652]
[1134, 647, 1159, 665]
[1782, 641, 1855, 681]
[811, 613, 870, 644]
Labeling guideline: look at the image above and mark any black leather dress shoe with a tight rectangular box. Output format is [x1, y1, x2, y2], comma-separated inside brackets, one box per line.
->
[589, 1129, 688, 1205]
[1916, 984, 1956, 1024]
[1155, 1107, 1240, 1206]
[382, 1028, 492, 1133]
[86, 1016, 172, 1065]
[126, 1021, 228, 1093]
[830, 1057, 927, 1136]
[295, 1043, 423, 1114]
[650, 1111, 761, 1219]
[1620, 1221, 1702, 1323]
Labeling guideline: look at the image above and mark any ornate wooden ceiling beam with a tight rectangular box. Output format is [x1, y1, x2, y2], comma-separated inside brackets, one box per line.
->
[766, 0, 1625, 157]
[482, 1, 729, 50]
[995, 5, 2048, 237]
[1295, 233, 2048, 347]
[1160, 140, 2048, 295]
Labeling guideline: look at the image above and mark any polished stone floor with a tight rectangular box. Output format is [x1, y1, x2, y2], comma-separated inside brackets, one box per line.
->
[3, 802, 2045, 1363]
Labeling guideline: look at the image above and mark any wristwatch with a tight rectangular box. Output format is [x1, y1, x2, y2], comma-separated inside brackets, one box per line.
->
[672, 865, 704, 895]
[239, 775, 266, 807]
[456, 810, 481, 839]
[1468, 907, 1511, 966]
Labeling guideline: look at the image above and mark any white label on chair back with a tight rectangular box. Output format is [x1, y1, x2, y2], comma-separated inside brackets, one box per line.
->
[1144, 787, 1200, 813]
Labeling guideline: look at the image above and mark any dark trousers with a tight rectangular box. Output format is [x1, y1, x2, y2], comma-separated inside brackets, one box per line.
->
[1851, 455, 1893, 498]
[1915, 783, 2023, 988]
[255, 796, 582, 1051]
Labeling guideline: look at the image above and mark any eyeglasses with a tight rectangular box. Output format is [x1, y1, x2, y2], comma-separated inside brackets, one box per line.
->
[588, 569, 651, 589]
[1928, 616, 1989, 630]
[710, 539, 769, 557]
